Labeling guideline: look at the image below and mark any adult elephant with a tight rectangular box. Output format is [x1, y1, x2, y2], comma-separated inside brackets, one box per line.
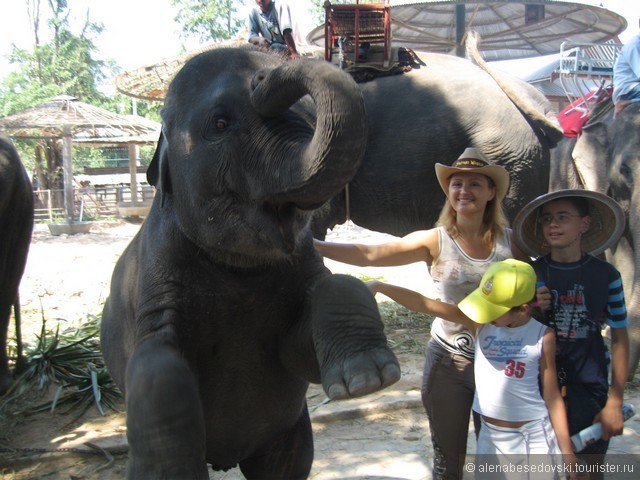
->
[311, 45, 564, 237]
[100, 48, 400, 479]
[0, 133, 33, 395]
[550, 100, 640, 380]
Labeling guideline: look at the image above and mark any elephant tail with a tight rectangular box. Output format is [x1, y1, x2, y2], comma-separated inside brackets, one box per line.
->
[466, 31, 565, 148]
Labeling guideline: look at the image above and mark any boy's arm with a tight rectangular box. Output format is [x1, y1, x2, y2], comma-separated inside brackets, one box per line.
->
[600, 326, 629, 440]
[367, 280, 477, 333]
[541, 329, 579, 469]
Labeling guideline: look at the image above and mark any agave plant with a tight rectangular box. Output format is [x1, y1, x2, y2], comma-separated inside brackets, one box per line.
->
[1, 313, 122, 417]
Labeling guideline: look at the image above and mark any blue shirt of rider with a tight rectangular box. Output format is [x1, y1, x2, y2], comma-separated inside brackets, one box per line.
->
[613, 33, 640, 103]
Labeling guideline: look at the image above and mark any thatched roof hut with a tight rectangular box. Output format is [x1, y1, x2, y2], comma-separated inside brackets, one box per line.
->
[0, 95, 160, 222]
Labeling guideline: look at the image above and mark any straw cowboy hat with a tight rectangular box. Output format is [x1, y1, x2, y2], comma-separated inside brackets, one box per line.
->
[513, 189, 625, 258]
[435, 147, 510, 201]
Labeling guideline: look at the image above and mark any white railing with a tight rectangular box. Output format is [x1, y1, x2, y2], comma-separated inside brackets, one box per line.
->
[559, 41, 623, 112]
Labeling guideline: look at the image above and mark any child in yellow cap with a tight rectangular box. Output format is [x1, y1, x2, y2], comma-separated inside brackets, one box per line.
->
[369, 259, 579, 473]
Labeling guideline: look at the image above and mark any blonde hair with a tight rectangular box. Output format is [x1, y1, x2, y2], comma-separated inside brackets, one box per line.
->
[435, 176, 510, 246]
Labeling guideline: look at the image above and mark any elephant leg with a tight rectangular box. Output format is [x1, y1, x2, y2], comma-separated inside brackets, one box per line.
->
[0, 296, 14, 395]
[238, 403, 313, 479]
[125, 334, 208, 479]
[311, 274, 400, 399]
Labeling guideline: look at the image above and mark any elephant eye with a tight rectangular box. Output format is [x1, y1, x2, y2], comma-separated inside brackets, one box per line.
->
[203, 116, 230, 140]
[620, 163, 634, 185]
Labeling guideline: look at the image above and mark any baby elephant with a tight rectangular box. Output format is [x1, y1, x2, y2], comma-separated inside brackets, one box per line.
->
[100, 47, 400, 479]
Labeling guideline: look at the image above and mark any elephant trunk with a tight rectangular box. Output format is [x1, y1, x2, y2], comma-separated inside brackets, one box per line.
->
[251, 60, 366, 210]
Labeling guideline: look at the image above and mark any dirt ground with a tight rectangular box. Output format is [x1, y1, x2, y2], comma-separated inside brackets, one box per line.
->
[1, 221, 640, 479]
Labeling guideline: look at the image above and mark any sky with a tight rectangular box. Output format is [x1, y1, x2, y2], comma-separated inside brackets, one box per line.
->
[1, 0, 639, 92]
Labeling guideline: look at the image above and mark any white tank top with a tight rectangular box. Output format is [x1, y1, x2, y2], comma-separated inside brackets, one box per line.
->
[473, 319, 550, 422]
[429, 226, 513, 357]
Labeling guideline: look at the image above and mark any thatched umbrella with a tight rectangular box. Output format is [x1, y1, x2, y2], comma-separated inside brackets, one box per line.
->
[0, 95, 160, 223]
[308, 0, 628, 60]
[115, 38, 323, 102]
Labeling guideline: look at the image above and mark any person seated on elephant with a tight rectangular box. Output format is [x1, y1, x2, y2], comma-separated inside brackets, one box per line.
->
[314, 147, 543, 479]
[368, 259, 578, 475]
[247, 0, 300, 59]
[613, 18, 640, 117]
[513, 190, 629, 479]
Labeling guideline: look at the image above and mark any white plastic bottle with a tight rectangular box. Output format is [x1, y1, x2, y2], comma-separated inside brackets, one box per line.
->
[570, 404, 636, 451]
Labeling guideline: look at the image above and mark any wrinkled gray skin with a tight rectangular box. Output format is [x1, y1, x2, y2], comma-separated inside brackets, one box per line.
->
[100, 48, 400, 479]
[0, 133, 33, 395]
[311, 51, 564, 238]
[550, 100, 640, 380]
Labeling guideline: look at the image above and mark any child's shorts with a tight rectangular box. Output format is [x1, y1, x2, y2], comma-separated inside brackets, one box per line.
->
[477, 415, 561, 456]
[474, 416, 563, 479]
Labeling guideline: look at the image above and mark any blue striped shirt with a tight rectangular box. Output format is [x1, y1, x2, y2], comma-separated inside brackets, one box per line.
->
[533, 254, 627, 396]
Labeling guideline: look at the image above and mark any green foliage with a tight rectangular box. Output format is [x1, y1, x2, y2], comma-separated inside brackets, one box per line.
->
[0, 26, 110, 117]
[171, 0, 248, 42]
[0, 1, 161, 190]
[71, 144, 154, 169]
[309, 0, 358, 24]
[309, 0, 328, 25]
[1, 315, 121, 417]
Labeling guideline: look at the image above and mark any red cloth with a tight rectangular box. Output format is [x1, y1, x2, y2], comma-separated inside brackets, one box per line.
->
[558, 87, 613, 137]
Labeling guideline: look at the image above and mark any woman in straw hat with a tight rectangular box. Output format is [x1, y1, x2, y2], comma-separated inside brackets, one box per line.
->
[513, 189, 629, 477]
[315, 147, 535, 479]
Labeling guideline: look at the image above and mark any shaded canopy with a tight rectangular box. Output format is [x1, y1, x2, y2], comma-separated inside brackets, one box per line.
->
[0, 95, 160, 142]
[0, 95, 160, 223]
[307, 0, 627, 61]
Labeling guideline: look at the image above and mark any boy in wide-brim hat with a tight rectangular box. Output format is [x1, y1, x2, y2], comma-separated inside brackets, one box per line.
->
[513, 189, 625, 258]
[513, 189, 629, 475]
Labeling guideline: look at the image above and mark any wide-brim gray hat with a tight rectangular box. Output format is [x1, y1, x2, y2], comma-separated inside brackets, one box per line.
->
[435, 147, 509, 201]
[513, 189, 625, 258]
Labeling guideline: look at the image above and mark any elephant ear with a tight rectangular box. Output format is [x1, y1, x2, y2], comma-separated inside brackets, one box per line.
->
[147, 129, 172, 204]
[572, 120, 610, 193]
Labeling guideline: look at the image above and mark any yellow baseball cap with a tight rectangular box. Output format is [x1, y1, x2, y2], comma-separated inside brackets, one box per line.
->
[458, 259, 536, 324]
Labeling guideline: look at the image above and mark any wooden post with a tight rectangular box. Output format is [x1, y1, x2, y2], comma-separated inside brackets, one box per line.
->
[128, 143, 139, 206]
[455, 4, 466, 58]
[62, 125, 74, 222]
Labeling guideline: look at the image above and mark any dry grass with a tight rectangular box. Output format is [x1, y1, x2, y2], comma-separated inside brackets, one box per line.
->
[377, 301, 432, 355]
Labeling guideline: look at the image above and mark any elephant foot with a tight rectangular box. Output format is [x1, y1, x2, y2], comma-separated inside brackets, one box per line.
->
[311, 274, 401, 400]
[323, 349, 402, 399]
[125, 338, 208, 479]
